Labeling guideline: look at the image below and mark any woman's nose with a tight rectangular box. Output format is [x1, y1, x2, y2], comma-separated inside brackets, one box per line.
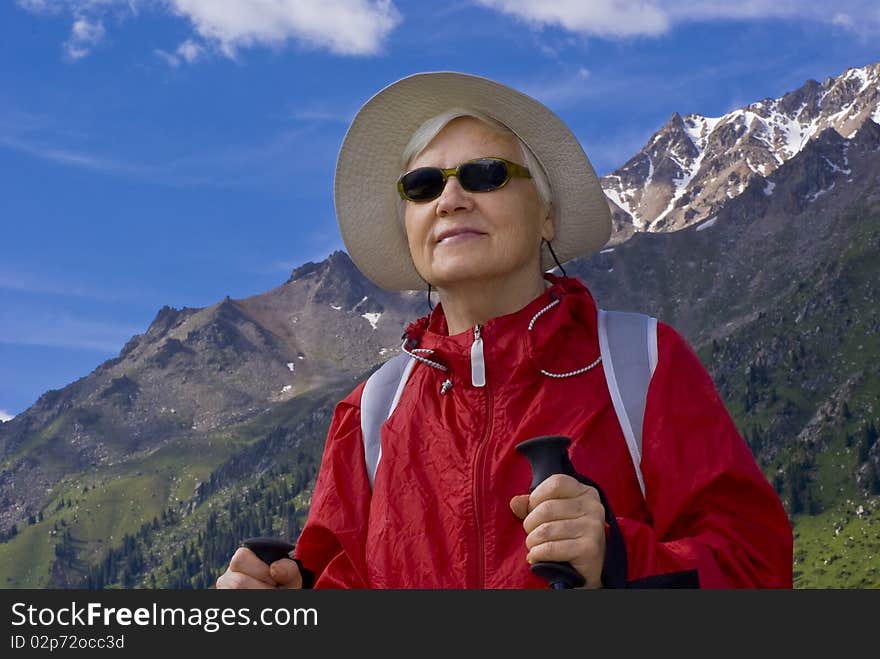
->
[436, 176, 473, 216]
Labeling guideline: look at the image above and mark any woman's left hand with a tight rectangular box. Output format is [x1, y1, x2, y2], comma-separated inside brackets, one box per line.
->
[510, 473, 607, 589]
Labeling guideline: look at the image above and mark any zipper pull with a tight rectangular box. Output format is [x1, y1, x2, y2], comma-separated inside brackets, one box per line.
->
[471, 324, 486, 387]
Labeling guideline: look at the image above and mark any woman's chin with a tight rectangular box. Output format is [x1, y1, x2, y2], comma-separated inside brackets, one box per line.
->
[424, 258, 501, 288]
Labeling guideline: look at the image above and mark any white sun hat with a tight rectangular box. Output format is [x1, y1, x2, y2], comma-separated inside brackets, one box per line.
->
[333, 71, 611, 291]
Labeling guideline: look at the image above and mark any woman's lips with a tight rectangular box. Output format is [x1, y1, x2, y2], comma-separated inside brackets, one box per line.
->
[436, 230, 486, 245]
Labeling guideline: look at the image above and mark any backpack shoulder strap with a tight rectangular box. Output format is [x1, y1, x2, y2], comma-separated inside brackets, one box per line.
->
[360, 353, 416, 489]
[597, 308, 658, 499]
[361, 312, 659, 496]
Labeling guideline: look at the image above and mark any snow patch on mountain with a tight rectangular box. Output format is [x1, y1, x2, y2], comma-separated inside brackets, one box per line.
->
[696, 216, 718, 231]
[807, 182, 836, 203]
[683, 114, 723, 150]
[601, 61, 880, 236]
[362, 312, 381, 330]
[603, 182, 641, 226]
[845, 66, 871, 94]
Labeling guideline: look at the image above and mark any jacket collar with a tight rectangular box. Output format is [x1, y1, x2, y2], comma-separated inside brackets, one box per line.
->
[402, 274, 601, 387]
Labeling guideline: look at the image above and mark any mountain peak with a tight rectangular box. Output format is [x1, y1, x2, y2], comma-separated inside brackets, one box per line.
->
[602, 60, 880, 236]
[666, 111, 685, 127]
[142, 305, 192, 344]
[288, 250, 356, 283]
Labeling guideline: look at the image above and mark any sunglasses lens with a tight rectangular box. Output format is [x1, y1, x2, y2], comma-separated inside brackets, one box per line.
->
[459, 159, 509, 192]
[401, 167, 445, 201]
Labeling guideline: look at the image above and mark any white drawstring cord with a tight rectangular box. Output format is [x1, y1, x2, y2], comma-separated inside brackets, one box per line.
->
[528, 299, 602, 378]
[400, 293, 600, 388]
[400, 340, 447, 372]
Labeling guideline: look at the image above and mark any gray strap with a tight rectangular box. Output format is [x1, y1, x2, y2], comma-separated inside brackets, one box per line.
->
[598, 309, 658, 498]
[361, 311, 658, 497]
[360, 353, 415, 489]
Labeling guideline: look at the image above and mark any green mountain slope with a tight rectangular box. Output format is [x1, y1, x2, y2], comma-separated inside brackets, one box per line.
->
[698, 204, 880, 587]
[0, 379, 356, 588]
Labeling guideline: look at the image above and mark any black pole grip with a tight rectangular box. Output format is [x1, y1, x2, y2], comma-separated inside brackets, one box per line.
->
[515, 436, 586, 589]
[241, 537, 296, 565]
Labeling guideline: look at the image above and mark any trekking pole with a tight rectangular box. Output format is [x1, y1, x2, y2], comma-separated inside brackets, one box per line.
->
[515, 435, 587, 589]
[241, 537, 296, 565]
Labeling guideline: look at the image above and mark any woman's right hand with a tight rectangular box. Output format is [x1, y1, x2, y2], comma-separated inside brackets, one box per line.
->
[215, 547, 303, 589]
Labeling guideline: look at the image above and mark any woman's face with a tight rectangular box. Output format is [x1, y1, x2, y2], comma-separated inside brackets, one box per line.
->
[403, 117, 554, 290]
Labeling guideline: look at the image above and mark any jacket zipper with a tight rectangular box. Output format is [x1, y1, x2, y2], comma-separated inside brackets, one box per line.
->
[471, 323, 492, 588]
[470, 324, 486, 387]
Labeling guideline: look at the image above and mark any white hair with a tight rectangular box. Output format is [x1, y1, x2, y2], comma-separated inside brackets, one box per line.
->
[398, 108, 554, 216]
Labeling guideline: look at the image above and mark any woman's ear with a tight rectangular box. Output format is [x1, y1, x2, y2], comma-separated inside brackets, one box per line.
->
[540, 204, 555, 242]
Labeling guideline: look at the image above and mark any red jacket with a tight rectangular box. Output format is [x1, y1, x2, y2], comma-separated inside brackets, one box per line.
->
[294, 275, 793, 588]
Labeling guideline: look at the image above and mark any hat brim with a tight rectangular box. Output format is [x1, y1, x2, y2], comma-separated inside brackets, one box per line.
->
[334, 71, 611, 291]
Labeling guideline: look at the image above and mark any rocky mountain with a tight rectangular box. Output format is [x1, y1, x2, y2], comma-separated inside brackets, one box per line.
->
[0, 250, 426, 535]
[602, 61, 880, 237]
[577, 114, 880, 477]
[587, 118, 880, 341]
[1, 62, 878, 589]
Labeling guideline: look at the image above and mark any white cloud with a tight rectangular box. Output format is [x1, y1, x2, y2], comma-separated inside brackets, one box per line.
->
[17, 1, 116, 59]
[0, 102, 331, 187]
[17, 0, 59, 12]
[0, 410, 14, 423]
[64, 16, 106, 59]
[71, 16, 105, 41]
[18, 0, 402, 60]
[0, 264, 161, 303]
[0, 131, 159, 178]
[154, 38, 204, 67]
[474, 0, 669, 37]
[516, 67, 647, 108]
[153, 48, 179, 67]
[170, 0, 401, 57]
[474, 0, 880, 38]
[176, 38, 202, 62]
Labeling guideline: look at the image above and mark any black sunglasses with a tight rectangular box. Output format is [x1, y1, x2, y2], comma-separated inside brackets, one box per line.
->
[397, 157, 532, 202]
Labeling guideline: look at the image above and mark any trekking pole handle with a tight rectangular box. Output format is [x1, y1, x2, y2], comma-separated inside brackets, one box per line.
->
[241, 537, 296, 565]
[515, 435, 587, 589]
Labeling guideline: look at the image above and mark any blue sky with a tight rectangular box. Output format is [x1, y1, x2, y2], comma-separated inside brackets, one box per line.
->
[1, 0, 879, 418]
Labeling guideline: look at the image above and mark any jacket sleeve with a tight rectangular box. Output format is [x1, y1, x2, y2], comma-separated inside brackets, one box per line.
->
[292, 381, 372, 588]
[616, 322, 793, 588]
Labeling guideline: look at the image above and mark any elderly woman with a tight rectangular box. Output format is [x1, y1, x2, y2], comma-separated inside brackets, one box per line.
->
[217, 72, 793, 589]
